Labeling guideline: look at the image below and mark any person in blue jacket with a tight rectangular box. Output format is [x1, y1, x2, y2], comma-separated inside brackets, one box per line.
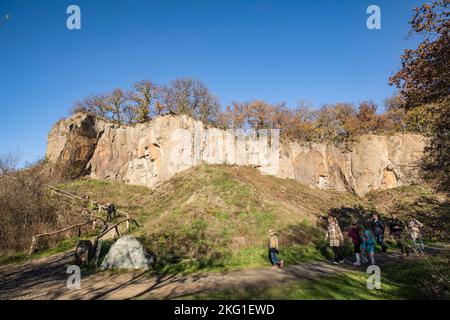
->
[361, 222, 376, 265]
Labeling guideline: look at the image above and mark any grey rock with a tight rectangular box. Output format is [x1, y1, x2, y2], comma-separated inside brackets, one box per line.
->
[100, 236, 154, 270]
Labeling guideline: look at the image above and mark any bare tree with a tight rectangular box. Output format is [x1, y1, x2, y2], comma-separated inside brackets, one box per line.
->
[159, 78, 221, 124]
[72, 94, 110, 118]
[0, 152, 19, 176]
[107, 89, 128, 124]
[127, 80, 158, 122]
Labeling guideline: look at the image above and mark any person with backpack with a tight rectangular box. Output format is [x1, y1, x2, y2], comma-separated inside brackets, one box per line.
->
[81, 195, 90, 209]
[106, 203, 116, 222]
[372, 214, 388, 253]
[389, 215, 410, 256]
[409, 216, 425, 255]
[325, 215, 345, 265]
[347, 221, 363, 266]
[268, 229, 284, 269]
[361, 222, 376, 265]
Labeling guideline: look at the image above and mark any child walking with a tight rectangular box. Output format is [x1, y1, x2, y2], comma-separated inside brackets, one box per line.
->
[268, 229, 284, 269]
[347, 221, 363, 266]
[361, 222, 376, 265]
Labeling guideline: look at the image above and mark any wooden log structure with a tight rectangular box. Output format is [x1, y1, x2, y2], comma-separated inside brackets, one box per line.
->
[93, 217, 140, 249]
[29, 219, 94, 255]
[3, 174, 137, 253]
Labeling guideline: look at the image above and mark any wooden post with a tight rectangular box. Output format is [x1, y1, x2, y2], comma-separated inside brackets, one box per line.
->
[29, 236, 37, 255]
[28, 220, 93, 255]
[125, 213, 130, 233]
[92, 215, 97, 231]
[93, 239, 103, 266]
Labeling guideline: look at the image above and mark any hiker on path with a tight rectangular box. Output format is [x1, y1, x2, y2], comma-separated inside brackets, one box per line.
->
[372, 214, 388, 253]
[268, 229, 284, 269]
[361, 222, 376, 265]
[409, 216, 425, 255]
[389, 215, 410, 256]
[81, 195, 97, 230]
[80, 195, 90, 215]
[106, 202, 116, 222]
[325, 215, 345, 265]
[348, 221, 363, 266]
[81, 195, 90, 208]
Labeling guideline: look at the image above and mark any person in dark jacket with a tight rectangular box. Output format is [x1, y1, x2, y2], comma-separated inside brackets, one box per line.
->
[106, 203, 116, 222]
[347, 221, 362, 266]
[372, 214, 388, 253]
[389, 215, 410, 256]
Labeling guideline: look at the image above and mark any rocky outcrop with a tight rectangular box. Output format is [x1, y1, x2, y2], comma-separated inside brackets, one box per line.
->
[46, 113, 105, 178]
[279, 134, 425, 196]
[46, 113, 426, 196]
[100, 236, 154, 270]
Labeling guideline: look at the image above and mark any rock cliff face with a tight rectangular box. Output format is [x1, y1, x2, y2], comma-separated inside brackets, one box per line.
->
[46, 113, 426, 196]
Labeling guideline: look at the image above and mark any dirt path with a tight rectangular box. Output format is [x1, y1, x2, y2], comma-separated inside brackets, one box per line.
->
[1, 247, 425, 300]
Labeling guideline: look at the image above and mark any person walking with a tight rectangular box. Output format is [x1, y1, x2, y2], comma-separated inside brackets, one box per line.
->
[372, 214, 388, 253]
[347, 221, 363, 266]
[389, 215, 410, 256]
[361, 222, 376, 265]
[409, 216, 425, 255]
[325, 215, 345, 265]
[268, 229, 284, 269]
[106, 202, 116, 222]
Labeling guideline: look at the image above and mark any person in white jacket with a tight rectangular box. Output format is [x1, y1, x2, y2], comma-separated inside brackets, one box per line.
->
[409, 216, 425, 254]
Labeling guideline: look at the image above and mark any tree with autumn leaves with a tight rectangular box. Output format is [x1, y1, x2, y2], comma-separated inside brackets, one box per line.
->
[390, 0, 449, 193]
[72, 80, 417, 142]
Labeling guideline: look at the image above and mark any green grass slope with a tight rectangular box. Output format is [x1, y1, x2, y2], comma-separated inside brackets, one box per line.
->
[58, 165, 448, 274]
[60, 165, 360, 272]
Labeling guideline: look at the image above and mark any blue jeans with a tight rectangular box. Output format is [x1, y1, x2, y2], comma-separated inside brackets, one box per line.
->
[268, 248, 280, 265]
[412, 236, 424, 253]
[375, 234, 388, 252]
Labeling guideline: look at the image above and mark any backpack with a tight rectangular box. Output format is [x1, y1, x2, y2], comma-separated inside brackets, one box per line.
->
[107, 204, 116, 219]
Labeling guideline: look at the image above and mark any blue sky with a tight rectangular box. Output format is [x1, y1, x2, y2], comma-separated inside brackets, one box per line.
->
[0, 0, 424, 164]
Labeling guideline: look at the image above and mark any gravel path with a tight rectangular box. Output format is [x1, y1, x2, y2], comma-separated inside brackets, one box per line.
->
[0, 248, 436, 300]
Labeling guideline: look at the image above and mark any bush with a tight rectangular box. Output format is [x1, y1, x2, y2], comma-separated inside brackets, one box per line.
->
[0, 155, 81, 255]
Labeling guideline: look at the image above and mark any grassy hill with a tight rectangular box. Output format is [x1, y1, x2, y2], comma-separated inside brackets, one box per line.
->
[59, 165, 361, 272]
[56, 165, 448, 273]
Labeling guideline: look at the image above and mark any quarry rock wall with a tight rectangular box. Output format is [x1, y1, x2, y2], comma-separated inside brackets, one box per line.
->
[46, 113, 426, 196]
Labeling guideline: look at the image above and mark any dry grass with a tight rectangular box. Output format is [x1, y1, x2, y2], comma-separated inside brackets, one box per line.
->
[0, 159, 84, 256]
[57, 165, 363, 271]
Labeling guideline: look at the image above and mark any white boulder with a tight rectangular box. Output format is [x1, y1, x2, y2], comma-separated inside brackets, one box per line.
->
[100, 236, 154, 270]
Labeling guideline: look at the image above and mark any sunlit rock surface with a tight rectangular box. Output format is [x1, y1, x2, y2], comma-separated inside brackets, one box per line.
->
[46, 113, 425, 196]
